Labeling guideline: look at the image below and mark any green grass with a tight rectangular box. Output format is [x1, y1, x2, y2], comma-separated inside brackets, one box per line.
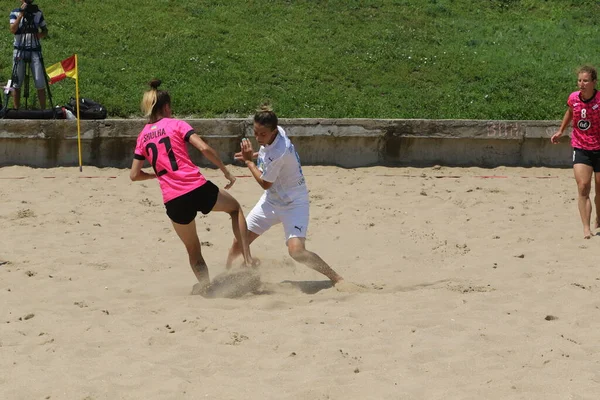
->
[1, 0, 599, 119]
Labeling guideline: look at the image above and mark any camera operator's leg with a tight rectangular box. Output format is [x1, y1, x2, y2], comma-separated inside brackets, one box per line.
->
[11, 51, 25, 110]
[37, 89, 46, 110]
[13, 89, 20, 109]
[23, 64, 31, 109]
[31, 52, 47, 109]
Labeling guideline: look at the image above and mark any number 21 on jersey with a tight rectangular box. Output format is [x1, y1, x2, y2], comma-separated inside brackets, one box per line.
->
[146, 137, 179, 176]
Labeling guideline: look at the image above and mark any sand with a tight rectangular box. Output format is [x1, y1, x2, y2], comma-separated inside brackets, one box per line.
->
[1, 164, 599, 399]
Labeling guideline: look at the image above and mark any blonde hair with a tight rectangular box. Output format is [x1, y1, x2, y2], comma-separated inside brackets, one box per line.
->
[140, 79, 171, 122]
[254, 104, 278, 131]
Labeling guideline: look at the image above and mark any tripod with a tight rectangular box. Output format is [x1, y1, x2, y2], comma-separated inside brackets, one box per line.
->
[2, 7, 53, 116]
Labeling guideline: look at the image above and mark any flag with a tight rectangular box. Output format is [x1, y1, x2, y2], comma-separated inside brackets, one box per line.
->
[46, 54, 84, 172]
[46, 55, 77, 84]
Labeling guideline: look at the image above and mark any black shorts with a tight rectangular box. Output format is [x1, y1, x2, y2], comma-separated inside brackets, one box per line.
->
[573, 148, 600, 172]
[165, 181, 220, 225]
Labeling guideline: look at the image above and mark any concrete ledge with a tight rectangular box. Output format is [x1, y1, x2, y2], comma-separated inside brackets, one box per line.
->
[0, 118, 572, 168]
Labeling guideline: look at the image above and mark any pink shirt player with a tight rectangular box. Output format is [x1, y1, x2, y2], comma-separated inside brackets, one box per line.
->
[551, 66, 600, 240]
[134, 118, 207, 203]
[567, 90, 600, 151]
[130, 79, 255, 292]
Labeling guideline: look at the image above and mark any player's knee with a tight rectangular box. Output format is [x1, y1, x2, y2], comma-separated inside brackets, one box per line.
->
[230, 238, 241, 252]
[227, 202, 242, 218]
[288, 246, 308, 262]
[578, 183, 592, 196]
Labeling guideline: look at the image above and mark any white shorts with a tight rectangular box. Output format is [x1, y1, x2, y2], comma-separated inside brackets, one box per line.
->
[12, 49, 46, 89]
[246, 194, 309, 243]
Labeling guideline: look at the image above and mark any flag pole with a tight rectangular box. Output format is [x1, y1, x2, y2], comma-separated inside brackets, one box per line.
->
[74, 54, 83, 172]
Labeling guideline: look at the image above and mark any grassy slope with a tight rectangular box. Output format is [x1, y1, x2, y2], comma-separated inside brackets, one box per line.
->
[0, 0, 598, 119]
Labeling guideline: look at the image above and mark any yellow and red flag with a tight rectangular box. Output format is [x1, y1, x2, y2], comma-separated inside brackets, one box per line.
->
[46, 55, 77, 84]
[46, 54, 84, 172]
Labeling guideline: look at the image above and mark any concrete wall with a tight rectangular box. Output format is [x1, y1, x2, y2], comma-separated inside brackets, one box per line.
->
[0, 118, 571, 168]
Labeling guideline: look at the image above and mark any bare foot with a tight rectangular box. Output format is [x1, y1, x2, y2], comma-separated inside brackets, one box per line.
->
[334, 280, 369, 293]
[235, 258, 261, 269]
[584, 223, 592, 239]
[191, 282, 210, 296]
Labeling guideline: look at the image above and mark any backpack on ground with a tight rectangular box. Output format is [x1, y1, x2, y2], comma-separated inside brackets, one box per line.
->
[64, 97, 107, 119]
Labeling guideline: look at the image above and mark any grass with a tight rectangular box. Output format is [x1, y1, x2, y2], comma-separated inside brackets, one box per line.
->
[0, 0, 599, 119]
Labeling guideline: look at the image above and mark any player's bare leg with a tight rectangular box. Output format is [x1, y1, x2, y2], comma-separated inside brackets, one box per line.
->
[226, 231, 260, 269]
[574, 164, 593, 239]
[593, 172, 600, 231]
[171, 219, 210, 291]
[211, 189, 254, 267]
[287, 237, 344, 285]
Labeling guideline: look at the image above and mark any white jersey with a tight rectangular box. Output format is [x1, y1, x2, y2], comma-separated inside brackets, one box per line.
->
[257, 126, 309, 207]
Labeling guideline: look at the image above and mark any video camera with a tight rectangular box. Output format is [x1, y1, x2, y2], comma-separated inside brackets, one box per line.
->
[21, 0, 40, 18]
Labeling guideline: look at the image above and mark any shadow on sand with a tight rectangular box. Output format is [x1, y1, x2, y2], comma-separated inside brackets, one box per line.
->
[279, 280, 334, 294]
[191, 270, 337, 298]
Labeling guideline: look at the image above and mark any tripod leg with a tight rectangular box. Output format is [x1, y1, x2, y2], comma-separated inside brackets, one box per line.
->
[3, 50, 24, 112]
[23, 58, 31, 110]
[2, 63, 17, 114]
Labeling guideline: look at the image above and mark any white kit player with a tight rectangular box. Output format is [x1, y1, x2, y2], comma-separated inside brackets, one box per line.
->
[227, 107, 350, 288]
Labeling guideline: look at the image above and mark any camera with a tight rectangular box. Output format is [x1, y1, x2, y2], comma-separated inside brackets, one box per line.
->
[22, 0, 39, 11]
[21, 1, 40, 20]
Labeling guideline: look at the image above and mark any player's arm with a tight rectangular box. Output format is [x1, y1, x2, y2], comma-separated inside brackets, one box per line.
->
[237, 138, 273, 190]
[245, 159, 273, 190]
[188, 133, 227, 172]
[188, 133, 236, 189]
[551, 107, 573, 144]
[129, 157, 156, 181]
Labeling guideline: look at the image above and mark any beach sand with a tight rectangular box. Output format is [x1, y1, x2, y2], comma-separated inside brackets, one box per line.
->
[1, 165, 599, 399]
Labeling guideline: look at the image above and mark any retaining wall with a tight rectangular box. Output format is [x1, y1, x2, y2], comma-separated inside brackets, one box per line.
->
[0, 118, 572, 168]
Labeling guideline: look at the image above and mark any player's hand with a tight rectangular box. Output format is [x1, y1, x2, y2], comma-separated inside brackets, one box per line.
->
[240, 138, 256, 162]
[234, 151, 243, 162]
[550, 131, 563, 144]
[223, 169, 236, 189]
[234, 150, 258, 162]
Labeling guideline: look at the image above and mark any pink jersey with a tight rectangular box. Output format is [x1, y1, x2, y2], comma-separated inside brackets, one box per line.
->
[134, 118, 207, 203]
[568, 90, 600, 150]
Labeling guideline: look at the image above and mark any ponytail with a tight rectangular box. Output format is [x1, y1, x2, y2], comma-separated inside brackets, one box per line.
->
[140, 79, 171, 122]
